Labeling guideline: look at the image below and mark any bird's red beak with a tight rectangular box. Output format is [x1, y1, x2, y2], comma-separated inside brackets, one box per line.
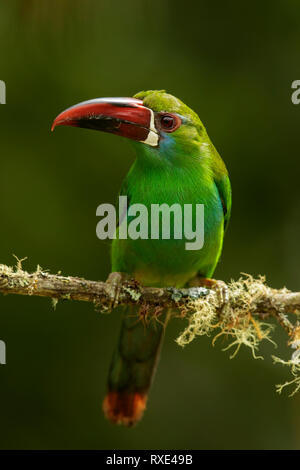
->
[51, 97, 159, 146]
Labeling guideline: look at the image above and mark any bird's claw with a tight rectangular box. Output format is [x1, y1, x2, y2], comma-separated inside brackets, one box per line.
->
[103, 272, 138, 312]
[187, 276, 229, 311]
[105, 272, 126, 311]
[212, 280, 229, 310]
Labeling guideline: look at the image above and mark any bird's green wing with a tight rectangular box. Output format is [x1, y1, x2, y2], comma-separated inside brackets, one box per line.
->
[215, 173, 232, 232]
[211, 147, 232, 233]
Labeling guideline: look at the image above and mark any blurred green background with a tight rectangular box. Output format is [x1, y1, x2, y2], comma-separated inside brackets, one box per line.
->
[1, 0, 300, 450]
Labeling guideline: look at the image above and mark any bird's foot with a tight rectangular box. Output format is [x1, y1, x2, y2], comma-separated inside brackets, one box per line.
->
[187, 276, 229, 310]
[104, 272, 130, 312]
[103, 272, 141, 313]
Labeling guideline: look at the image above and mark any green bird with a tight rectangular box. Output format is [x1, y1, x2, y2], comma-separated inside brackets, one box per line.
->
[52, 90, 231, 426]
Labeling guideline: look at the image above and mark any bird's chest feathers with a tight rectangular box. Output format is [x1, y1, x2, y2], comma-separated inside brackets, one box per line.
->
[112, 161, 224, 286]
[129, 164, 211, 206]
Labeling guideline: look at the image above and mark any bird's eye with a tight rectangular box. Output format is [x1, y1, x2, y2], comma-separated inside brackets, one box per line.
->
[161, 115, 175, 129]
[159, 113, 181, 133]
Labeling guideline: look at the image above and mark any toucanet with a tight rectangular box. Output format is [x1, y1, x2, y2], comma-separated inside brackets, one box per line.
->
[52, 90, 232, 426]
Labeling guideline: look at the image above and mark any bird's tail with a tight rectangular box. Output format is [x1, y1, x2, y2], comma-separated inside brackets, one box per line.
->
[103, 306, 168, 426]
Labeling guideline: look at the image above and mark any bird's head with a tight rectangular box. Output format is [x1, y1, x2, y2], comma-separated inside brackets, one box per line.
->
[52, 90, 210, 165]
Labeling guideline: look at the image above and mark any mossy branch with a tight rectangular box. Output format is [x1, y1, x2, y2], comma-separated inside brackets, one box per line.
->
[0, 262, 300, 318]
[1, 260, 300, 395]
[0, 262, 213, 309]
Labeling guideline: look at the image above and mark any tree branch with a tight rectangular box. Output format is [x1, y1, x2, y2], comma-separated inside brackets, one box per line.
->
[0, 262, 299, 332]
[0, 262, 213, 309]
[1, 261, 300, 395]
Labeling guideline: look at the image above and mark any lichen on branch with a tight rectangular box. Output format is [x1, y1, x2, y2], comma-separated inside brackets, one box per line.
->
[176, 276, 278, 355]
[1, 260, 300, 395]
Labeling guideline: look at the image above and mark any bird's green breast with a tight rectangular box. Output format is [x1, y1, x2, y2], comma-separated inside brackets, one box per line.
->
[111, 156, 224, 288]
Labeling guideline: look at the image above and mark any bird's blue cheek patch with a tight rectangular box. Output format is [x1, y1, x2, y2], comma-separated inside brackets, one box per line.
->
[159, 132, 176, 153]
[158, 114, 188, 158]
